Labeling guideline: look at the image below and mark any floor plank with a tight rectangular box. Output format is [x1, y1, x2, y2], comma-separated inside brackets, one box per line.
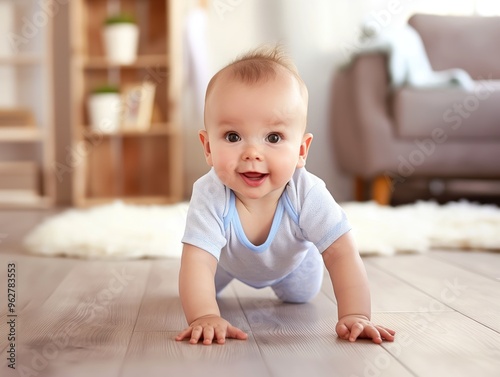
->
[377, 312, 500, 377]
[232, 281, 414, 377]
[429, 250, 500, 281]
[125, 268, 270, 377]
[0, 254, 78, 359]
[0, 258, 151, 377]
[368, 254, 500, 333]
[133, 259, 185, 332]
[121, 331, 271, 377]
[323, 261, 456, 313]
[0, 254, 77, 312]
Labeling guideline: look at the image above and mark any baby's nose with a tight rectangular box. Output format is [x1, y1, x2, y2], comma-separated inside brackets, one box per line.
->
[242, 144, 263, 161]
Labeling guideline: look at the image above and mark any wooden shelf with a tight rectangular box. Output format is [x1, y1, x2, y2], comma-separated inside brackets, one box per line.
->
[0, 127, 42, 142]
[0, 1, 55, 208]
[0, 54, 43, 65]
[0, 191, 51, 209]
[70, 0, 183, 207]
[80, 123, 177, 138]
[78, 195, 181, 207]
[80, 54, 169, 69]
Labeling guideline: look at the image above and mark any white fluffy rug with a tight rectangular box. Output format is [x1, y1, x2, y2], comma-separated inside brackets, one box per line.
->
[24, 202, 189, 259]
[23, 200, 500, 259]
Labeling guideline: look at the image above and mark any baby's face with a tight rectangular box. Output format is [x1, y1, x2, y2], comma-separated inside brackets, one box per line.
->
[200, 70, 311, 202]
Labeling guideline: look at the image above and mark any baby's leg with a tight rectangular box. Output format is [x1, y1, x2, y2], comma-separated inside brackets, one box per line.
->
[214, 264, 234, 295]
[271, 247, 324, 304]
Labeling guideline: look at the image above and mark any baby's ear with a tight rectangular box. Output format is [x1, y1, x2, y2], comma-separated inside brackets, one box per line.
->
[199, 130, 213, 166]
[297, 133, 313, 168]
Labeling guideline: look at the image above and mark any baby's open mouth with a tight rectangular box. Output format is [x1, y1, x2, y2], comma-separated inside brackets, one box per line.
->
[241, 172, 267, 180]
[239, 172, 268, 186]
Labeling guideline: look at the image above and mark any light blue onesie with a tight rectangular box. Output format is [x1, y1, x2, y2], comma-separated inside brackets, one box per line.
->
[181, 167, 351, 303]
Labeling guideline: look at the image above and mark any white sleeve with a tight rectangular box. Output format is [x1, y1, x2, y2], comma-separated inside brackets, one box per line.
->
[181, 170, 228, 260]
[296, 174, 352, 253]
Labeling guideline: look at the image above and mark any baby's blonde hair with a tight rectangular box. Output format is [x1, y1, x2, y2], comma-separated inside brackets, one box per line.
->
[205, 45, 308, 101]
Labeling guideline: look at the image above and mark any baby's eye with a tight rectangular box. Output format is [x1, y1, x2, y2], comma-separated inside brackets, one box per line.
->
[266, 133, 281, 144]
[225, 132, 241, 143]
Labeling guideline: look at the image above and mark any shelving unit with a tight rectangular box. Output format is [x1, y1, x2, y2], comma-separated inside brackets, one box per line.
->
[70, 0, 183, 207]
[0, 0, 55, 208]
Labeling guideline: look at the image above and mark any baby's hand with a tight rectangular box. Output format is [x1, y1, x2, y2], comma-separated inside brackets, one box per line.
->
[336, 315, 395, 344]
[175, 315, 248, 345]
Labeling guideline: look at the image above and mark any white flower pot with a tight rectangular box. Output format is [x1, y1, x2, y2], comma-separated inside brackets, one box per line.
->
[103, 23, 139, 64]
[88, 93, 122, 133]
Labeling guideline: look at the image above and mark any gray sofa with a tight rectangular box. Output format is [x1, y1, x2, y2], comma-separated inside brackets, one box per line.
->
[332, 13, 500, 204]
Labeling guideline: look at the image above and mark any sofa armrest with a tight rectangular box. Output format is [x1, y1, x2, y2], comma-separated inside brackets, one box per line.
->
[332, 54, 396, 178]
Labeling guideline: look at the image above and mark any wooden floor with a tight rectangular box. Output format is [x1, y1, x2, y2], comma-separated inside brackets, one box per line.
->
[0, 209, 499, 377]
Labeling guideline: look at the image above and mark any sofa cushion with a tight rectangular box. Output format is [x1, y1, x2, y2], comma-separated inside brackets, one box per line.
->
[410, 14, 500, 79]
[392, 80, 500, 139]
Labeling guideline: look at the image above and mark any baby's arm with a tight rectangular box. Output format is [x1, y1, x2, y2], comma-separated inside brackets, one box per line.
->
[322, 231, 395, 344]
[175, 244, 248, 345]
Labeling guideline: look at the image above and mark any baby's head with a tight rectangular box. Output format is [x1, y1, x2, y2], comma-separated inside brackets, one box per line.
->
[205, 45, 309, 121]
[200, 46, 313, 201]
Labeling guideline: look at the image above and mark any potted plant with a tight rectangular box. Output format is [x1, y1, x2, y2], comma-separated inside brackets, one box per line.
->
[87, 85, 122, 133]
[103, 14, 139, 64]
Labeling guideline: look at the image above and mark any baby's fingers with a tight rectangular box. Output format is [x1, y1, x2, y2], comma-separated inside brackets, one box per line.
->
[202, 326, 215, 345]
[348, 322, 365, 342]
[364, 325, 396, 344]
[377, 326, 396, 342]
[175, 327, 193, 342]
[335, 323, 351, 340]
[176, 326, 205, 344]
[176, 322, 247, 345]
[363, 324, 384, 344]
[214, 326, 228, 344]
[189, 325, 204, 344]
[226, 325, 248, 341]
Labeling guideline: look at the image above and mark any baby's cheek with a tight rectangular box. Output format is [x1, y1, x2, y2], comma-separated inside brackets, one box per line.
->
[215, 160, 238, 185]
[216, 170, 231, 185]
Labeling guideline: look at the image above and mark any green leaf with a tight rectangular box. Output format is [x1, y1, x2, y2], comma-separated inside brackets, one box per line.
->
[91, 85, 120, 94]
[104, 14, 136, 25]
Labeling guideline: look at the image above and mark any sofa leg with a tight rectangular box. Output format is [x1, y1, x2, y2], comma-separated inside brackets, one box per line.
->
[372, 175, 391, 205]
[355, 177, 365, 201]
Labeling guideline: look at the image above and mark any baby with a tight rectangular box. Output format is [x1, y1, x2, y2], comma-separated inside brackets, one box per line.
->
[176, 46, 395, 345]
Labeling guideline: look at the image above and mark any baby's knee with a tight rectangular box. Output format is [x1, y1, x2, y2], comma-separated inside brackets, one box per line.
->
[272, 284, 321, 304]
